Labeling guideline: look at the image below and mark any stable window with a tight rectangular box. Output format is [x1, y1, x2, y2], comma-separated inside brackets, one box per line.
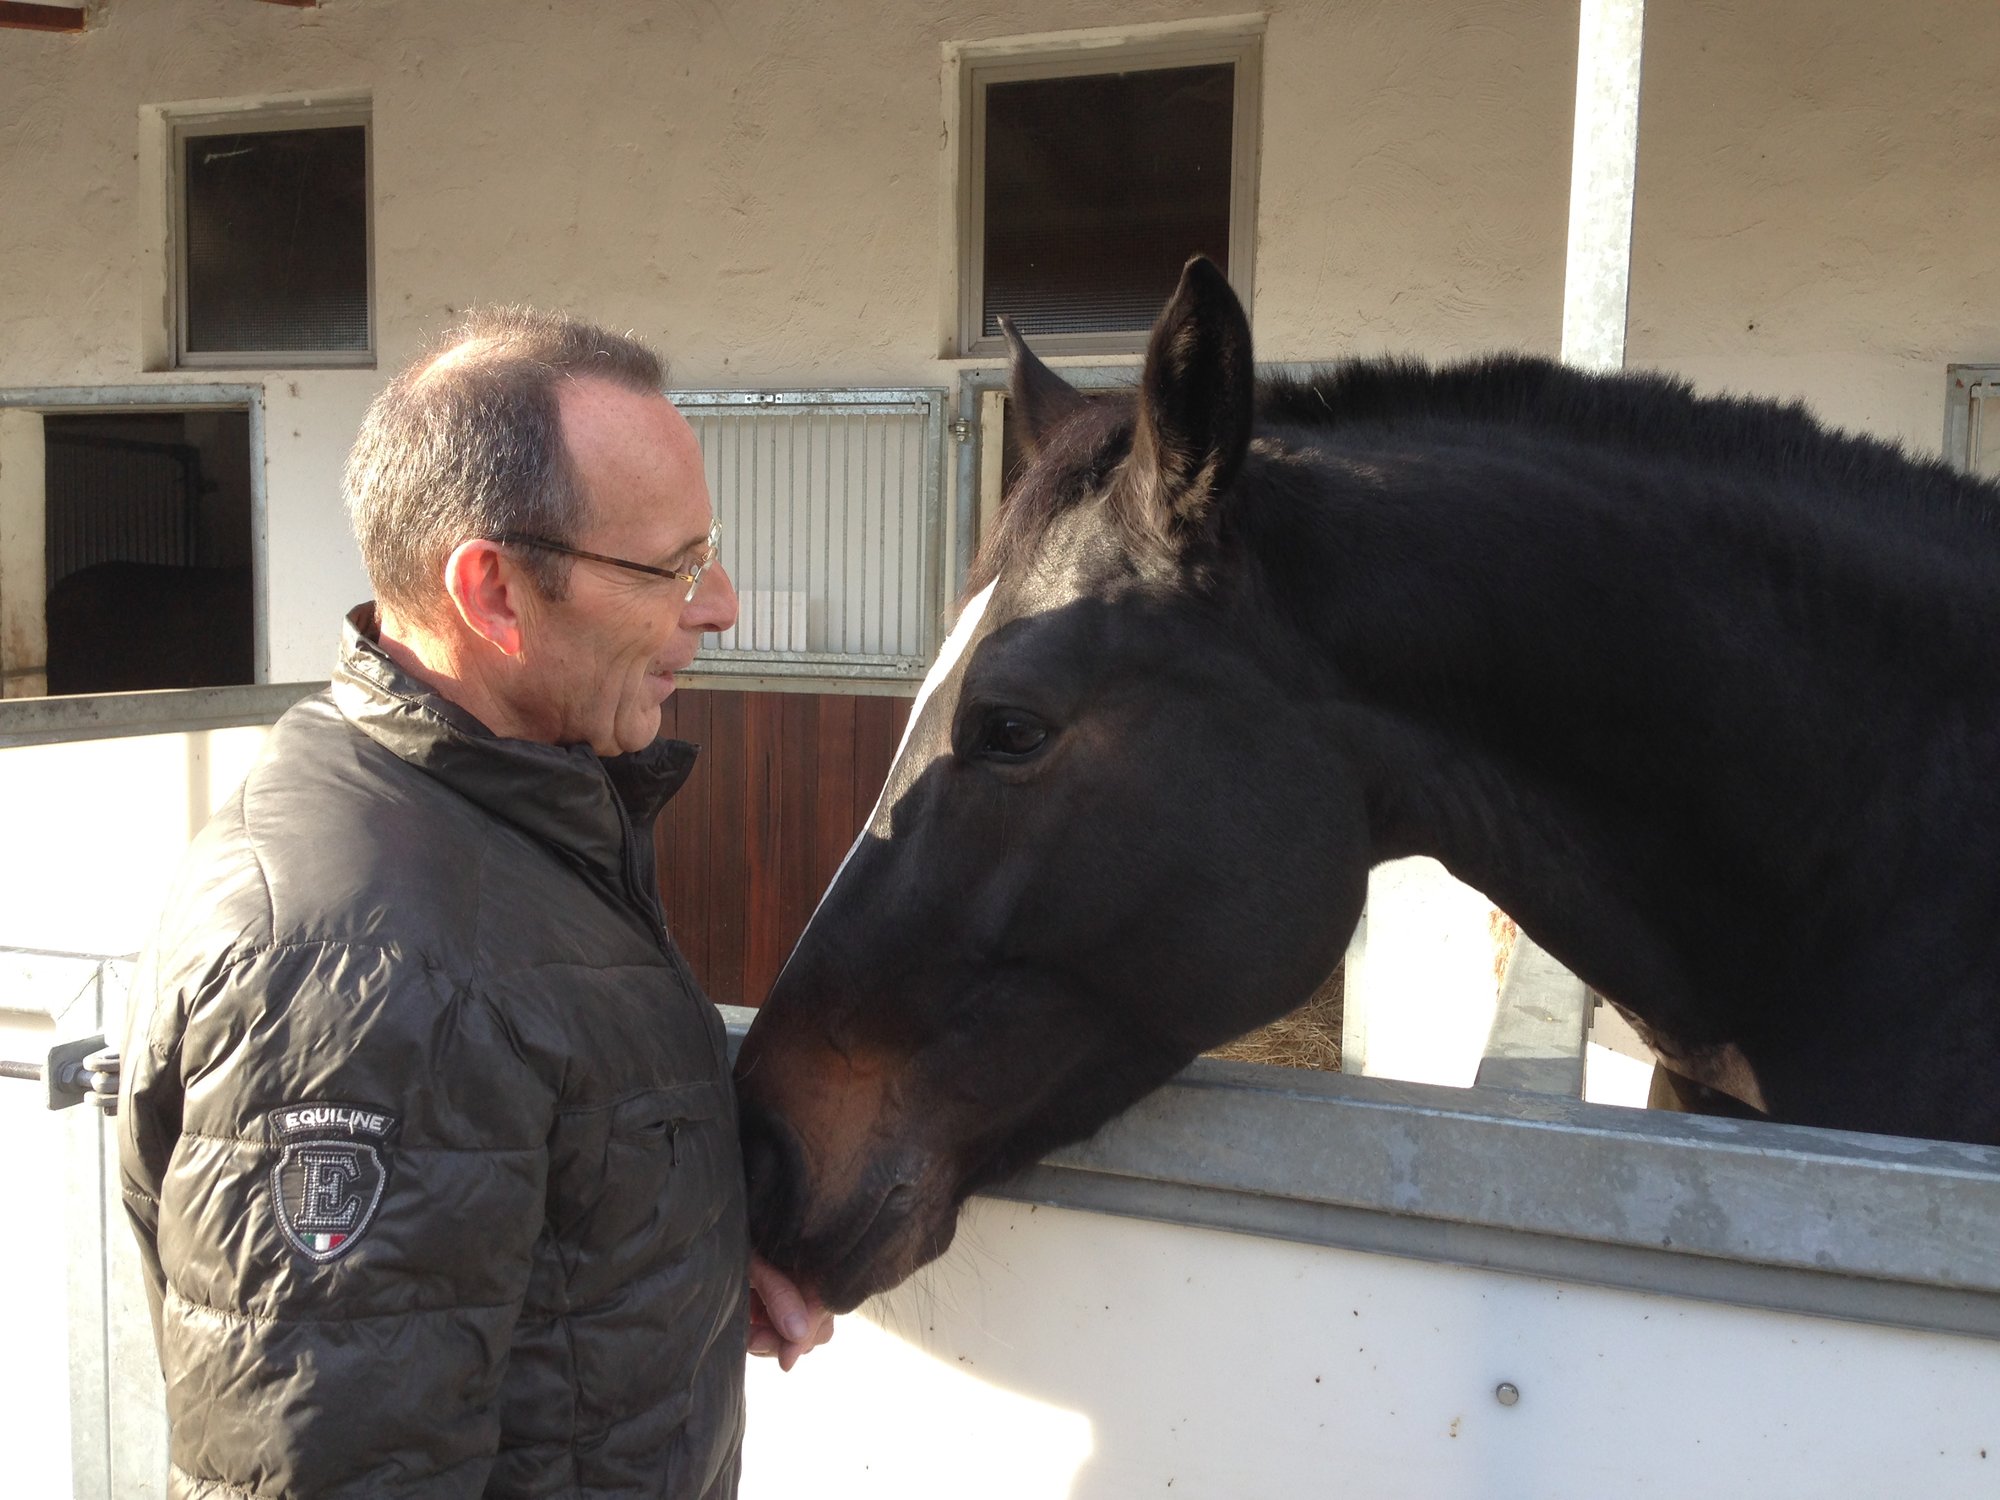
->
[677, 389, 948, 683]
[173, 108, 373, 367]
[958, 30, 1261, 357]
[0, 390, 261, 700]
[43, 410, 256, 695]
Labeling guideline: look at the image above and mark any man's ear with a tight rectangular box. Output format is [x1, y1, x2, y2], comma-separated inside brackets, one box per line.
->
[442, 539, 527, 657]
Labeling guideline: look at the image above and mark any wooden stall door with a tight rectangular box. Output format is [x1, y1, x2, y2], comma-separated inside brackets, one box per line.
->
[654, 687, 913, 1007]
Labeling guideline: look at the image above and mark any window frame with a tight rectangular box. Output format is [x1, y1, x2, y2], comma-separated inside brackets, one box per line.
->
[955, 28, 1262, 360]
[672, 386, 951, 686]
[1945, 364, 2000, 477]
[170, 102, 376, 370]
[0, 384, 269, 694]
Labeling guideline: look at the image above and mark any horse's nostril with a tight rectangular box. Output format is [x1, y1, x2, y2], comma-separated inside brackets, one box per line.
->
[737, 1105, 803, 1254]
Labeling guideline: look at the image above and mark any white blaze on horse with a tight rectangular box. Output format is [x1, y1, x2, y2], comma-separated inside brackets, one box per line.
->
[736, 256, 2000, 1312]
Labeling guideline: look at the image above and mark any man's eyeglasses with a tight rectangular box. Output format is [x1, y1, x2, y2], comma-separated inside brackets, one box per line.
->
[493, 518, 722, 603]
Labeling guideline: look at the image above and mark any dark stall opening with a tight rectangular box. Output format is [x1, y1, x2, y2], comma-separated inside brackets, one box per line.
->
[43, 409, 254, 695]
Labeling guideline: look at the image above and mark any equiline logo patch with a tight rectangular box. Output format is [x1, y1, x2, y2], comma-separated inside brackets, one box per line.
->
[266, 1103, 398, 1264]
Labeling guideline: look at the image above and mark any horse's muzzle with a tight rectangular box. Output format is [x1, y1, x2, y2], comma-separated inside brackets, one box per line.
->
[738, 1099, 809, 1270]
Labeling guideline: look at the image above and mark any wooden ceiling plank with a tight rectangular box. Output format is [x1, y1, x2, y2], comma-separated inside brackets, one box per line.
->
[0, 2, 88, 33]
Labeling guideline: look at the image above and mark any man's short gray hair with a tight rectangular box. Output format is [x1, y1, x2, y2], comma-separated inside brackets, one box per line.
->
[344, 307, 667, 621]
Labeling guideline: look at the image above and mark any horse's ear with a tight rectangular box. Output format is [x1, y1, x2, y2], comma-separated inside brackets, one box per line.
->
[1003, 316, 1088, 454]
[1128, 257, 1254, 529]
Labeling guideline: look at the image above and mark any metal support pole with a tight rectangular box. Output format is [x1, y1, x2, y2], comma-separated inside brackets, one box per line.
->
[1560, 0, 1646, 372]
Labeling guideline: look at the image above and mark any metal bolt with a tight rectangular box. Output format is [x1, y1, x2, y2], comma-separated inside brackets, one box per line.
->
[1494, 1382, 1521, 1407]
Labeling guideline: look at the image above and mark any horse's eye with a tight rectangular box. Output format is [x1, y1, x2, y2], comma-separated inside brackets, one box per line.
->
[972, 711, 1049, 761]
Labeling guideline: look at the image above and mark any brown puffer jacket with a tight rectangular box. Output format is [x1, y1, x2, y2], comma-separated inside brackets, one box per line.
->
[119, 607, 748, 1498]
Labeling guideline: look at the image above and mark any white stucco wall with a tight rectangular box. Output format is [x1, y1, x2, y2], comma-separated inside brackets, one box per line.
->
[2, 0, 1994, 677]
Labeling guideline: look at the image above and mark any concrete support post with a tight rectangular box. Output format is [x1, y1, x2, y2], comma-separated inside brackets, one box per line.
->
[1561, 0, 1646, 371]
[1343, 1, 1647, 1089]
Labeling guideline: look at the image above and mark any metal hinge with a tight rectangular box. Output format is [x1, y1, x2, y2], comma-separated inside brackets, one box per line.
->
[947, 417, 974, 443]
[0, 1033, 120, 1114]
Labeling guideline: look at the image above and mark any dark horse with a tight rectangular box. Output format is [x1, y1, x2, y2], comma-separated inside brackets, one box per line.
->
[736, 257, 2000, 1311]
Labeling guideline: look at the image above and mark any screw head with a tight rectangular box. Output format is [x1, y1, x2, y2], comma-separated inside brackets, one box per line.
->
[1495, 1382, 1521, 1407]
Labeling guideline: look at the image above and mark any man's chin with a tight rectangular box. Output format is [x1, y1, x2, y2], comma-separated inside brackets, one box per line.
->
[589, 704, 670, 757]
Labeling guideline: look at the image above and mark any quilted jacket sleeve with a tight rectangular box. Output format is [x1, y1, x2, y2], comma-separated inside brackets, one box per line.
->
[120, 938, 556, 1499]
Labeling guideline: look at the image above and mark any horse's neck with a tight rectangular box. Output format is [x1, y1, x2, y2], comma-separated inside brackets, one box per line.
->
[1265, 435, 1994, 1043]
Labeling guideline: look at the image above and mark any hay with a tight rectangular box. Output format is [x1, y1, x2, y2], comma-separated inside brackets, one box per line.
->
[1206, 962, 1344, 1073]
[1490, 909, 1521, 985]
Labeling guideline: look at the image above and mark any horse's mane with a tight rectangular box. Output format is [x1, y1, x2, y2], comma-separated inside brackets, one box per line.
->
[1259, 355, 1999, 528]
[964, 353, 2000, 601]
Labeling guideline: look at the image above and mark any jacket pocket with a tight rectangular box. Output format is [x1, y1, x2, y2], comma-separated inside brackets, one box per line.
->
[607, 1082, 721, 1165]
[560, 1082, 730, 1270]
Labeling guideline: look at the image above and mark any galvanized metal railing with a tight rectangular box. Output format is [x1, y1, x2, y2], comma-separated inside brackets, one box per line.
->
[44, 432, 203, 583]
[0, 945, 134, 1112]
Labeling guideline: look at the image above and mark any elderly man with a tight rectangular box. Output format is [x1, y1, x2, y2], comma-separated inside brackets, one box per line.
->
[119, 308, 831, 1499]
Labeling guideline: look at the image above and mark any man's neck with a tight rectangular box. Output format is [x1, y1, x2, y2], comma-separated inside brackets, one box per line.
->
[373, 607, 523, 741]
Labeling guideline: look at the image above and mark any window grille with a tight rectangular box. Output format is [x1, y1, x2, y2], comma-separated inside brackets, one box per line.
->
[1946, 366, 2000, 478]
[675, 390, 948, 680]
[43, 432, 201, 583]
[958, 29, 1261, 357]
[173, 108, 373, 367]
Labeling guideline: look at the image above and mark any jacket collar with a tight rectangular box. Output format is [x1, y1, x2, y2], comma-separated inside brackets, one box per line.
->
[331, 604, 697, 880]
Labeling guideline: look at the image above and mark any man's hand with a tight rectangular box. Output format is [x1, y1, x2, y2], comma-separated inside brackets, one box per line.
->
[747, 1252, 835, 1371]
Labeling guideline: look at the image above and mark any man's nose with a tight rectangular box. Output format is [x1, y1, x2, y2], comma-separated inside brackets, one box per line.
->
[688, 559, 738, 636]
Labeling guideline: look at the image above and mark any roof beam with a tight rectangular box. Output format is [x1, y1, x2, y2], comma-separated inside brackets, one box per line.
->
[0, 2, 87, 31]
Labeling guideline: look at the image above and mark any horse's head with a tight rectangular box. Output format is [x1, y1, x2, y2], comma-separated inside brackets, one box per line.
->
[735, 259, 1370, 1309]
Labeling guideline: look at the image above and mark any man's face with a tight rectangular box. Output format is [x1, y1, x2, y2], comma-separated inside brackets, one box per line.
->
[512, 378, 737, 755]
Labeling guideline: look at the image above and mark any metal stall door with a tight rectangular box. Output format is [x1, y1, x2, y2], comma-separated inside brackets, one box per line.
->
[1, 948, 168, 1498]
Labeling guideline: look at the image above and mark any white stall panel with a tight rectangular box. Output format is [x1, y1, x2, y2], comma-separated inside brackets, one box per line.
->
[745, 1199, 2000, 1500]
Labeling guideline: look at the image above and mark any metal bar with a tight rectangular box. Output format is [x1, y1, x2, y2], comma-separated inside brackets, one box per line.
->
[1560, 0, 1646, 371]
[694, 650, 923, 670]
[879, 416, 891, 653]
[840, 412, 852, 650]
[64, 960, 113, 1496]
[717, 1009, 2000, 1338]
[0, 680, 316, 748]
[672, 388, 934, 412]
[1474, 934, 1592, 1096]
[0, 385, 263, 412]
[733, 412, 746, 637]
[0, 945, 140, 962]
[860, 415, 873, 654]
[788, 408, 801, 648]
[810, 411, 822, 651]
[900, 415, 913, 653]
[244, 389, 270, 681]
[755, 410, 768, 647]
[767, 409, 779, 644]
[923, 393, 946, 654]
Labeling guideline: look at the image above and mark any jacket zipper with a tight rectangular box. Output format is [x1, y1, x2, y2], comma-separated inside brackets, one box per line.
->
[611, 790, 674, 957]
